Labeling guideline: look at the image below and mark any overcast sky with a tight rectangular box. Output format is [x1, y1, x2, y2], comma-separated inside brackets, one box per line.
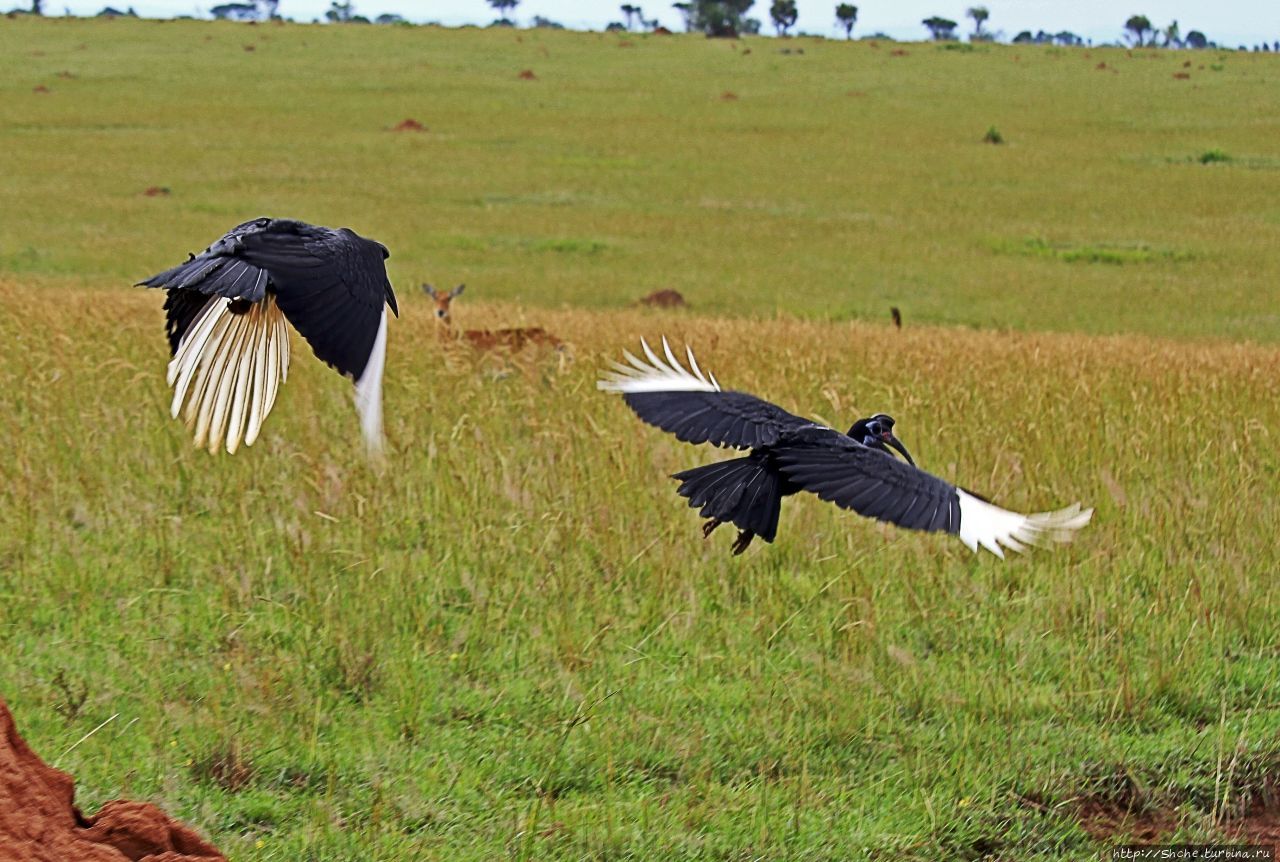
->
[52, 1, 1279, 47]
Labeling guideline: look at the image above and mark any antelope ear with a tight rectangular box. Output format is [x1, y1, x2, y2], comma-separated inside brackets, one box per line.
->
[450, 284, 466, 298]
[422, 284, 436, 297]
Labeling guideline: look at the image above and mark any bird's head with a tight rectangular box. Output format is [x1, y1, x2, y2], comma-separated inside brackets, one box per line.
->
[848, 413, 915, 465]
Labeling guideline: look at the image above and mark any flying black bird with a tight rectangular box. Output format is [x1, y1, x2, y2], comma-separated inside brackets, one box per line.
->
[599, 338, 1092, 556]
[139, 217, 399, 455]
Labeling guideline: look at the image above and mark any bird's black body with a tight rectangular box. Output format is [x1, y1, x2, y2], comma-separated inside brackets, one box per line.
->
[142, 217, 398, 381]
[623, 388, 954, 554]
[671, 449, 798, 554]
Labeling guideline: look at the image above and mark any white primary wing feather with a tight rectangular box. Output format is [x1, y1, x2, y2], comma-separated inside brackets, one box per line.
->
[166, 296, 290, 453]
[244, 312, 270, 448]
[276, 313, 290, 383]
[246, 304, 289, 447]
[957, 491, 1093, 558]
[597, 336, 722, 393]
[186, 305, 240, 428]
[190, 308, 238, 444]
[168, 296, 226, 414]
[202, 310, 250, 453]
[263, 313, 284, 414]
[224, 312, 257, 454]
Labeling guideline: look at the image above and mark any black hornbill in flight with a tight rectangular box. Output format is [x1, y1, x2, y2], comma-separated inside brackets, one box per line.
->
[599, 338, 1092, 556]
[139, 218, 399, 455]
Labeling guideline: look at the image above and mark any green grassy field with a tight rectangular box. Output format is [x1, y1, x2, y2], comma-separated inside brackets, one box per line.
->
[3, 17, 1280, 861]
[2, 17, 1279, 339]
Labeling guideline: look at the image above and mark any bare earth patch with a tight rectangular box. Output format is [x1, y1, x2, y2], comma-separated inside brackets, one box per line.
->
[1073, 798, 1280, 851]
[0, 697, 225, 862]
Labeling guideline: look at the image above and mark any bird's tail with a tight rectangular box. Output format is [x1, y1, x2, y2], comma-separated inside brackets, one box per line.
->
[353, 308, 388, 457]
[672, 456, 784, 543]
[166, 295, 290, 454]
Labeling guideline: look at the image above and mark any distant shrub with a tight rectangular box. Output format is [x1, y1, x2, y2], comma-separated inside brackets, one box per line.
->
[995, 237, 1193, 265]
[1198, 149, 1232, 164]
[982, 125, 1003, 144]
[524, 238, 608, 255]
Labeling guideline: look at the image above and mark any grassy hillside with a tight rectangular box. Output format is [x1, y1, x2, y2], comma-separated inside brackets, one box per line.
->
[2, 17, 1280, 861]
[1, 18, 1278, 339]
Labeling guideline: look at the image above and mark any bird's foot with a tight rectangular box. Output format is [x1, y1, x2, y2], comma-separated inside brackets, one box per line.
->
[731, 530, 756, 556]
[702, 519, 723, 539]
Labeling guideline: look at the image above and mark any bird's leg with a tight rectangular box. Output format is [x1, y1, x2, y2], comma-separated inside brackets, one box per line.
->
[702, 518, 723, 539]
[731, 530, 756, 556]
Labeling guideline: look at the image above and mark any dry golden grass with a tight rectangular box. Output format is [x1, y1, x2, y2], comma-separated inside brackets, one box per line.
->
[3, 277, 1279, 858]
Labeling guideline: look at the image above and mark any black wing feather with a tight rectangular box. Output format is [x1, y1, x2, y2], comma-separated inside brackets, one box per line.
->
[140, 218, 276, 303]
[266, 226, 396, 379]
[773, 429, 961, 536]
[621, 390, 819, 450]
[162, 288, 212, 356]
[140, 218, 399, 380]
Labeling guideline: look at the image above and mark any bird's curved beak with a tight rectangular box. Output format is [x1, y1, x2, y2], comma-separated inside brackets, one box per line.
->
[883, 432, 915, 466]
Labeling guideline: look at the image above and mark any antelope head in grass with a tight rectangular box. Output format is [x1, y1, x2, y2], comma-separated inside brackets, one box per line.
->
[421, 283, 563, 351]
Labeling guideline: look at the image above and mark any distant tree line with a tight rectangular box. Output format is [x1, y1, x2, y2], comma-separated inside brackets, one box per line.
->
[8, 0, 1276, 50]
[657, 0, 1239, 48]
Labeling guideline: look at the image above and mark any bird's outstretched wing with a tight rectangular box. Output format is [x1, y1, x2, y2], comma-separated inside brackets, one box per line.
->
[774, 430, 1092, 557]
[775, 428, 959, 531]
[141, 218, 275, 309]
[140, 217, 398, 381]
[597, 337, 821, 449]
[140, 218, 398, 454]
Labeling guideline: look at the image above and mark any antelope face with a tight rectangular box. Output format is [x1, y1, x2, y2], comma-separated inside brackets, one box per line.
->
[422, 283, 465, 325]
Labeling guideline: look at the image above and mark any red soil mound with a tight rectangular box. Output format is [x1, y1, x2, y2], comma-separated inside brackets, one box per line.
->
[0, 698, 225, 862]
[391, 118, 427, 132]
[637, 289, 688, 308]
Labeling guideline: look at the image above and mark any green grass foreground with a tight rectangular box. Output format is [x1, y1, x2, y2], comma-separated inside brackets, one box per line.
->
[2, 17, 1280, 861]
